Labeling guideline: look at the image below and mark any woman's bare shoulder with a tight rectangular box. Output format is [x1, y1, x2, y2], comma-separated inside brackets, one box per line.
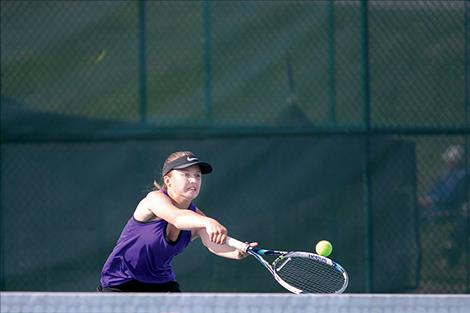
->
[133, 191, 165, 221]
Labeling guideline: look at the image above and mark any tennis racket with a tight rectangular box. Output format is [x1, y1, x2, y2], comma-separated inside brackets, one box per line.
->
[226, 236, 348, 294]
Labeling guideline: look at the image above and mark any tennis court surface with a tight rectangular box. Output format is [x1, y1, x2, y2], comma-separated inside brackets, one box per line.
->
[1, 292, 469, 313]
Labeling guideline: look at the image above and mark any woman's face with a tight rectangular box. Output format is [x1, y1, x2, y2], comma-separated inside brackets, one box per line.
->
[166, 165, 202, 200]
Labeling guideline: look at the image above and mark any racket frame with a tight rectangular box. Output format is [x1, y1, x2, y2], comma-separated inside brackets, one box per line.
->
[225, 236, 349, 294]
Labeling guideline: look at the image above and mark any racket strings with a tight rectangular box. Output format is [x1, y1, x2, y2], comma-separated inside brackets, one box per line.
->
[274, 256, 346, 293]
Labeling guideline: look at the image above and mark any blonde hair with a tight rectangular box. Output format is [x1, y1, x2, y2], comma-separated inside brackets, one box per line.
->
[153, 151, 194, 191]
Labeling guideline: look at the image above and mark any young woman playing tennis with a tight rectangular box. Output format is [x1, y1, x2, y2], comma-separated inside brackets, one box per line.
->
[98, 151, 256, 292]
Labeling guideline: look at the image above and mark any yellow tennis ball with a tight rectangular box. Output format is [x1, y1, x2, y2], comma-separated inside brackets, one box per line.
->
[315, 240, 332, 257]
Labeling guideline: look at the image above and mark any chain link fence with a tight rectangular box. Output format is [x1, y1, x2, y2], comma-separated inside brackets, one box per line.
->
[1, 1, 468, 293]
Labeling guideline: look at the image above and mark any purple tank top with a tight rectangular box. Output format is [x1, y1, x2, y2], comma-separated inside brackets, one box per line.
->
[100, 203, 196, 287]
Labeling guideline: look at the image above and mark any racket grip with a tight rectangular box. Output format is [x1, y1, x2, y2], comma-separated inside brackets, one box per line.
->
[225, 236, 250, 252]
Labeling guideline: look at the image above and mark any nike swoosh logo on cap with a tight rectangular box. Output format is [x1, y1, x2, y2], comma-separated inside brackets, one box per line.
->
[187, 157, 198, 162]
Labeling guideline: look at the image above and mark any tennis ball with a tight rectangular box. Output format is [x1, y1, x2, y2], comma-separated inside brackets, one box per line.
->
[315, 240, 332, 257]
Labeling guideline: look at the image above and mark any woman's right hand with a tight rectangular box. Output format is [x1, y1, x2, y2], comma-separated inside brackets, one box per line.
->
[204, 218, 227, 244]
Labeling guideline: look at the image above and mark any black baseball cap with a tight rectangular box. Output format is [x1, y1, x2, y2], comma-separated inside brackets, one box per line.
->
[162, 153, 213, 177]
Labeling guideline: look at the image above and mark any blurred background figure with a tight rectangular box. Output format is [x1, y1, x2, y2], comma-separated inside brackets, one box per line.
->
[419, 145, 468, 267]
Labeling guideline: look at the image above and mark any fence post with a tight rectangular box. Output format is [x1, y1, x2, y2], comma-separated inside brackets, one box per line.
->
[202, 0, 213, 124]
[360, 0, 372, 293]
[464, 0, 469, 294]
[138, 0, 147, 125]
[327, 0, 337, 125]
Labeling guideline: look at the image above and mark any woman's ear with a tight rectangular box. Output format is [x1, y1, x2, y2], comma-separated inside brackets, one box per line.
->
[163, 174, 171, 187]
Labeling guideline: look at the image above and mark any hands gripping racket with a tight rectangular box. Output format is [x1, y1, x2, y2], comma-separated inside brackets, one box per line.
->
[226, 236, 348, 294]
